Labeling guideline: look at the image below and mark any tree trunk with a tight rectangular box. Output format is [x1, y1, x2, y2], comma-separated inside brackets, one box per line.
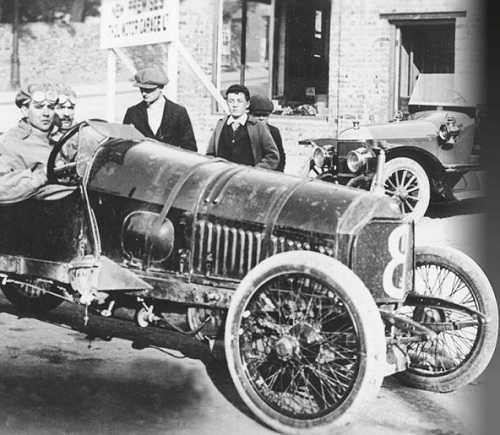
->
[70, 0, 85, 22]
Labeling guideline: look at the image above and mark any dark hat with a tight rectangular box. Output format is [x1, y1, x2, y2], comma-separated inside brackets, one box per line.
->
[133, 67, 168, 89]
[249, 95, 274, 116]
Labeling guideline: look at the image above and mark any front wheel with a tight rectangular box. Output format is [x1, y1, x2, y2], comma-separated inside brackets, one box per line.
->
[225, 251, 386, 434]
[396, 246, 498, 392]
[383, 157, 430, 222]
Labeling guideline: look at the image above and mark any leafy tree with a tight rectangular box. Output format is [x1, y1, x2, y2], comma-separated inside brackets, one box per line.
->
[0, 0, 101, 23]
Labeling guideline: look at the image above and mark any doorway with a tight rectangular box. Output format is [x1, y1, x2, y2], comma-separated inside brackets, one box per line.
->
[396, 21, 455, 113]
[219, 0, 331, 114]
[274, 0, 330, 107]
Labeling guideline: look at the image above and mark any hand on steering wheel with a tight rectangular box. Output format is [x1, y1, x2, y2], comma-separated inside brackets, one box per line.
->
[47, 121, 85, 184]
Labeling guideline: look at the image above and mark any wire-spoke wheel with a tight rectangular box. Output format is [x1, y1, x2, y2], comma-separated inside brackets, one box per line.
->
[225, 251, 386, 434]
[1, 277, 64, 314]
[382, 157, 430, 222]
[396, 246, 498, 392]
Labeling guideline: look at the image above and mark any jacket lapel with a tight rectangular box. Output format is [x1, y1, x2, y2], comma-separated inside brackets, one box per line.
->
[246, 117, 259, 163]
[156, 97, 170, 139]
[213, 117, 228, 154]
[137, 102, 154, 137]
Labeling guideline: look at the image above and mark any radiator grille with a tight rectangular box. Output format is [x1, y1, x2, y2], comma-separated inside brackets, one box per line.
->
[193, 220, 332, 278]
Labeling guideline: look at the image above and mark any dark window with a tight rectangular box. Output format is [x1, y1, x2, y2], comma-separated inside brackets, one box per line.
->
[397, 21, 455, 111]
[219, 0, 330, 117]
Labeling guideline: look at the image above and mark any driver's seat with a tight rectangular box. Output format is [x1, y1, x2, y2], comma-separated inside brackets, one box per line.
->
[0, 187, 85, 262]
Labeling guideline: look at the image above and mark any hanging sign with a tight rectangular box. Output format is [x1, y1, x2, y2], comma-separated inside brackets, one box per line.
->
[100, 0, 179, 49]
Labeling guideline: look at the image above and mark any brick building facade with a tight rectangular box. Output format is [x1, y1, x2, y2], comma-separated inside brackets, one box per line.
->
[0, 0, 485, 170]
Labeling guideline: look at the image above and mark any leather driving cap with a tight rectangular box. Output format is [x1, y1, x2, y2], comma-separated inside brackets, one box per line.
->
[133, 67, 169, 89]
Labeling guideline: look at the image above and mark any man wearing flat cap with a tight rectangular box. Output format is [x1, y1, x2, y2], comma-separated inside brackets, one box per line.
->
[0, 83, 58, 202]
[249, 95, 286, 172]
[123, 67, 197, 152]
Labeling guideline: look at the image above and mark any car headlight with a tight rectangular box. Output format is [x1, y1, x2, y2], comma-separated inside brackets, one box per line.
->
[346, 147, 374, 173]
[312, 147, 326, 167]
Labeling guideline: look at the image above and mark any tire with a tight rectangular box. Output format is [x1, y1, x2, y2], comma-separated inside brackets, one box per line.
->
[225, 251, 386, 434]
[396, 246, 498, 392]
[1, 277, 63, 314]
[382, 157, 430, 222]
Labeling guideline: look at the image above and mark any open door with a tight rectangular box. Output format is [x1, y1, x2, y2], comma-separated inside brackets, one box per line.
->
[274, 0, 330, 108]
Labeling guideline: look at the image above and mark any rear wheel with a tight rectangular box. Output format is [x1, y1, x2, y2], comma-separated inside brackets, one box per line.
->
[396, 246, 498, 392]
[383, 157, 430, 221]
[225, 251, 386, 434]
[1, 277, 64, 314]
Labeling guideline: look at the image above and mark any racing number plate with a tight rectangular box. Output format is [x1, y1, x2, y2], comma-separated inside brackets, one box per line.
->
[352, 221, 414, 302]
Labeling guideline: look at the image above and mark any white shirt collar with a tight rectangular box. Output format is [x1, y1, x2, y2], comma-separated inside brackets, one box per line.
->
[146, 96, 165, 134]
[227, 113, 248, 126]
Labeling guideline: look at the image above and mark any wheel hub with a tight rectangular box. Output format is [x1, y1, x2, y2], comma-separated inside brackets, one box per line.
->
[395, 187, 409, 200]
[274, 335, 300, 361]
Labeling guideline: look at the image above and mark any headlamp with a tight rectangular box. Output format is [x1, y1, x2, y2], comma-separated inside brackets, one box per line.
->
[312, 147, 326, 167]
[346, 147, 374, 173]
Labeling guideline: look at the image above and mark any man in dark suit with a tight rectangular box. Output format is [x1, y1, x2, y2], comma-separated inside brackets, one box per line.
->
[123, 67, 197, 152]
[206, 84, 279, 170]
[249, 95, 286, 172]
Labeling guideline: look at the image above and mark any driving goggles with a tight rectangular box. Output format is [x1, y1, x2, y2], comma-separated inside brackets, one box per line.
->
[57, 94, 77, 105]
[30, 90, 58, 104]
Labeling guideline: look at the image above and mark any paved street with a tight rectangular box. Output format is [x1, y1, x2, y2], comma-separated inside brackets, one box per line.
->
[0, 199, 492, 435]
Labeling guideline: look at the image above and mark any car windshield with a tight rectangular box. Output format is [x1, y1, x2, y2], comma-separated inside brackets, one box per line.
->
[75, 120, 145, 177]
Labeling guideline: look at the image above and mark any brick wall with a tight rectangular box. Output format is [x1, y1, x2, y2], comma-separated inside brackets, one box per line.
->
[329, 0, 485, 128]
[0, 0, 485, 174]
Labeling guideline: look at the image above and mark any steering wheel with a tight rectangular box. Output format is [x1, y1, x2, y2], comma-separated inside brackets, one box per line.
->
[47, 121, 86, 184]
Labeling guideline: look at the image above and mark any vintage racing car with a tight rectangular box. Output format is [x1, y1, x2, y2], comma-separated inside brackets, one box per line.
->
[0, 120, 497, 434]
[303, 74, 484, 221]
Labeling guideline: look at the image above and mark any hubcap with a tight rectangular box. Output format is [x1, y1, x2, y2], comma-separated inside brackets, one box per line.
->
[275, 335, 300, 361]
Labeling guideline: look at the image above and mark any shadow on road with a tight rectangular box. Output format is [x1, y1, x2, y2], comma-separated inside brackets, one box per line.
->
[426, 197, 485, 219]
[0, 297, 258, 434]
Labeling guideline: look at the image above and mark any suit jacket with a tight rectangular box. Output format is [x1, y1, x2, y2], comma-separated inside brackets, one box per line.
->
[267, 123, 286, 172]
[123, 97, 197, 152]
[206, 115, 279, 170]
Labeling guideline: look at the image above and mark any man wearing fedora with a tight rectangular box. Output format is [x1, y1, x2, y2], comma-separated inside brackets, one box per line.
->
[123, 67, 197, 152]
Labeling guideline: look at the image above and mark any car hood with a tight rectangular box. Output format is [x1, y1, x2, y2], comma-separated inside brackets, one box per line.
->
[88, 140, 402, 237]
[340, 110, 473, 142]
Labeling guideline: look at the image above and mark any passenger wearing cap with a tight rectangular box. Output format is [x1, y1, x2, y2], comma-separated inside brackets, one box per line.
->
[50, 85, 79, 161]
[249, 95, 286, 172]
[55, 85, 77, 132]
[0, 83, 58, 202]
[206, 84, 279, 170]
[123, 67, 197, 152]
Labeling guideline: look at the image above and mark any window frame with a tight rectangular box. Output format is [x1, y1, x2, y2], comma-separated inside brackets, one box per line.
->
[382, 11, 466, 117]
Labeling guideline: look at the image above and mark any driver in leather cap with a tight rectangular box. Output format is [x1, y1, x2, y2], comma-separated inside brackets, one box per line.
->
[0, 83, 58, 202]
